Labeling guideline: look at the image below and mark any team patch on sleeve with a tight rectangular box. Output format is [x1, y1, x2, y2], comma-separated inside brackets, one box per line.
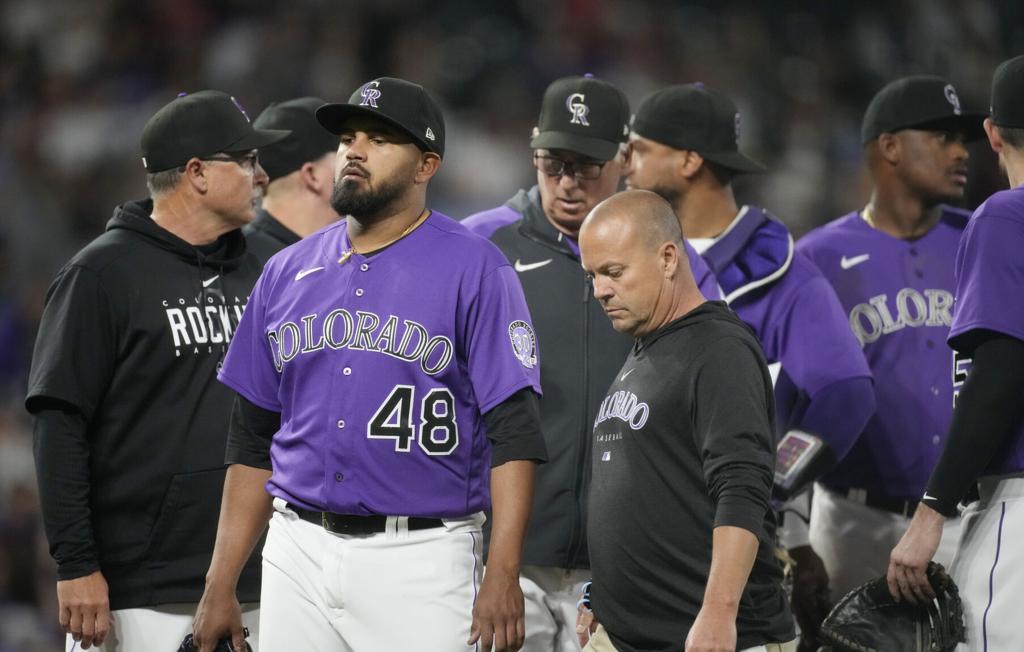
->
[508, 320, 537, 369]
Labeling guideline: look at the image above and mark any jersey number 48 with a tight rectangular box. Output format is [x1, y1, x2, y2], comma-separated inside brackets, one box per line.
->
[367, 385, 459, 455]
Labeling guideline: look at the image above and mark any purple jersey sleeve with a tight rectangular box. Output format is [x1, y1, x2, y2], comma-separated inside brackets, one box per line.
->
[218, 271, 281, 412]
[949, 192, 1024, 346]
[686, 241, 724, 300]
[465, 265, 542, 413]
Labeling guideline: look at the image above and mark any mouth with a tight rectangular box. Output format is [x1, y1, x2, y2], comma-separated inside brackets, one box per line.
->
[341, 166, 369, 181]
[950, 169, 968, 185]
[555, 197, 585, 212]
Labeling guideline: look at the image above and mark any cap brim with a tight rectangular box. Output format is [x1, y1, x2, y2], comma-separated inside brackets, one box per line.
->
[530, 131, 620, 161]
[315, 103, 435, 154]
[226, 127, 292, 153]
[867, 113, 989, 144]
[701, 149, 766, 174]
[911, 113, 989, 142]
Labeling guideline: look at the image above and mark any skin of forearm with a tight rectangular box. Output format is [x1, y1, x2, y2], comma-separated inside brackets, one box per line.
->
[484, 460, 536, 574]
[204, 464, 274, 590]
[702, 525, 759, 611]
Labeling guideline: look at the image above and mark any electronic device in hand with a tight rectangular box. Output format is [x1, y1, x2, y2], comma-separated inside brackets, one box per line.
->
[774, 430, 831, 501]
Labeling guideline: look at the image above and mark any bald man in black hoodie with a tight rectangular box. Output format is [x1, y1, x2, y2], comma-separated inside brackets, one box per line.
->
[26, 91, 287, 651]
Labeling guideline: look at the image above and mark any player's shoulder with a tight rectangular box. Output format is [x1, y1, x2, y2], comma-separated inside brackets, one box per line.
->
[259, 219, 345, 282]
[461, 204, 525, 240]
[798, 211, 863, 249]
[424, 211, 515, 269]
[973, 186, 1024, 225]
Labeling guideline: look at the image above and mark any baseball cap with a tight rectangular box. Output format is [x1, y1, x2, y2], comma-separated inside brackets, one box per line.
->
[860, 75, 986, 144]
[991, 55, 1024, 129]
[141, 90, 290, 172]
[253, 97, 339, 181]
[316, 77, 445, 157]
[530, 75, 630, 161]
[631, 84, 765, 173]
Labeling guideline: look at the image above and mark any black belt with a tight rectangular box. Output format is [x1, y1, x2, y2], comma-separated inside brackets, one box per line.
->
[290, 505, 444, 535]
[825, 486, 919, 518]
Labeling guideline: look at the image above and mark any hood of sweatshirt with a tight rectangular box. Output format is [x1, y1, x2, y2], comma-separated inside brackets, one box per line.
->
[106, 198, 249, 270]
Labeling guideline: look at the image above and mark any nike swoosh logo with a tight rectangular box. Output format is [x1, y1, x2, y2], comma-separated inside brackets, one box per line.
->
[840, 254, 870, 270]
[514, 258, 553, 273]
[202, 275, 219, 287]
[620, 368, 635, 382]
[922, 493, 938, 501]
[295, 266, 325, 281]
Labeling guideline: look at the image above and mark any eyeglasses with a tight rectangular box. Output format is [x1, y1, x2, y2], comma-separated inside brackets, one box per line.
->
[533, 154, 606, 181]
[201, 151, 259, 172]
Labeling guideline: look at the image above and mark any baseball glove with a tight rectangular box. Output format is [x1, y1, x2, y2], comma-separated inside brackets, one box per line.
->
[819, 562, 965, 652]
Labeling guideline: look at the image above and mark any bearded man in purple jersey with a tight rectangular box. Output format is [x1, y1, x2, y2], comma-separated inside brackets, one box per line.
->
[887, 55, 1024, 652]
[626, 83, 874, 650]
[798, 76, 985, 607]
[191, 78, 547, 652]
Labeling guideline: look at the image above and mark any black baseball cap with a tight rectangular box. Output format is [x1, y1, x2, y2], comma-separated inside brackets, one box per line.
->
[316, 77, 445, 157]
[253, 97, 339, 181]
[631, 84, 765, 173]
[530, 75, 630, 161]
[141, 90, 290, 172]
[861, 75, 986, 144]
[991, 55, 1024, 129]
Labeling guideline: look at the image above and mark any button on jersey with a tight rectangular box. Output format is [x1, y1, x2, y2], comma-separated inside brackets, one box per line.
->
[220, 212, 541, 517]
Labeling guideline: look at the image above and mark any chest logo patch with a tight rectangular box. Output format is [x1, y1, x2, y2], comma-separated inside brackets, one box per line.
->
[840, 253, 870, 269]
[508, 320, 538, 369]
[514, 258, 552, 273]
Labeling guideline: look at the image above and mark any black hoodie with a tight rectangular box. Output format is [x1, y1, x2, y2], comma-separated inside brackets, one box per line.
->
[26, 199, 263, 609]
[588, 301, 794, 651]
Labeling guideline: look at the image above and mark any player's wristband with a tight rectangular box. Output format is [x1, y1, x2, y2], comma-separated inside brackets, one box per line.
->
[920, 493, 960, 518]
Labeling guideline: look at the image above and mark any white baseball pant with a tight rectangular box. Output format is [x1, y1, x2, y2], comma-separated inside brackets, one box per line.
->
[519, 565, 591, 652]
[950, 475, 1024, 652]
[258, 498, 484, 651]
[808, 485, 961, 601]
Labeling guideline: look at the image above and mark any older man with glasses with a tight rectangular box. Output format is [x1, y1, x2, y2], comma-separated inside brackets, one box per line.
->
[463, 76, 720, 652]
[26, 90, 287, 651]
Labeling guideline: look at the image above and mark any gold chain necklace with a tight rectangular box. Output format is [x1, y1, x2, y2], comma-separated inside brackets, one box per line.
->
[861, 203, 876, 228]
[338, 209, 431, 265]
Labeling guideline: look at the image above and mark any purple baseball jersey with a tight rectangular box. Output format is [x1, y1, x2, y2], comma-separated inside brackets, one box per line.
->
[948, 187, 1024, 475]
[219, 212, 542, 517]
[798, 207, 969, 497]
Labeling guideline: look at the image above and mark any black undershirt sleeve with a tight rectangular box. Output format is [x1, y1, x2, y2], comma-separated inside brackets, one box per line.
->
[923, 331, 1024, 516]
[31, 398, 99, 581]
[483, 388, 547, 468]
[225, 394, 280, 470]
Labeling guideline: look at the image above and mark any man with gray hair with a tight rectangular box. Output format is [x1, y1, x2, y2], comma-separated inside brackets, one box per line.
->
[26, 90, 286, 651]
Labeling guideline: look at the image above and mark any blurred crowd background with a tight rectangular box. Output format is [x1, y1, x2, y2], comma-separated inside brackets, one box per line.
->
[1, 0, 1021, 648]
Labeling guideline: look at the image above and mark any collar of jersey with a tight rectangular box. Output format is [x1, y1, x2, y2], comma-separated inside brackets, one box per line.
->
[702, 205, 794, 303]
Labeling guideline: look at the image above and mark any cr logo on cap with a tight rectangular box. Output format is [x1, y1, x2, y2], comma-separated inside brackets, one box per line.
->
[943, 84, 962, 115]
[566, 93, 590, 126]
[361, 81, 382, 108]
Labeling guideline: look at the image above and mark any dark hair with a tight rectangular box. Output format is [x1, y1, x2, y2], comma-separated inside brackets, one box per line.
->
[997, 125, 1024, 149]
